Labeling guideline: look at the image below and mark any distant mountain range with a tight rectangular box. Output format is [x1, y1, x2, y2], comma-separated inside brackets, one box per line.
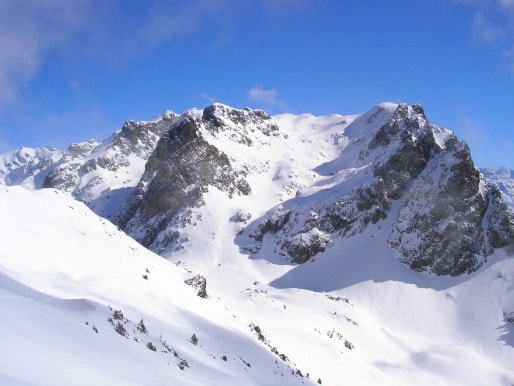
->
[481, 166, 514, 208]
[1, 103, 513, 385]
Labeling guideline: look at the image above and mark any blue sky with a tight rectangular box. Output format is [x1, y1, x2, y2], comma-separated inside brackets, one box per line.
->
[1, 0, 513, 168]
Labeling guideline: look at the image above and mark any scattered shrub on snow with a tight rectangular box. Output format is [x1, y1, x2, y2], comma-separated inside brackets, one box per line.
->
[190, 334, 198, 345]
[137, 319, 148, 333]
[113, 310, 124, 320]
[115, 321, 127, 336]
[184, 274, 209, 298]
[344, 340, 354, 350]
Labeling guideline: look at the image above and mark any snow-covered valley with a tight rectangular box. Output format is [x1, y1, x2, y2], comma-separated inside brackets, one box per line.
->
[1, 103, 514, 385]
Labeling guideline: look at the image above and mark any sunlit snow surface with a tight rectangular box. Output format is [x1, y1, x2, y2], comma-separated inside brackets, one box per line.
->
[1, 104, 514, 385]
[2, 186, 514, 385]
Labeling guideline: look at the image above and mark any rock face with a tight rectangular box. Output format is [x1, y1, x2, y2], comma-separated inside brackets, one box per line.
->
[184, 274, 208, 298]
[111, 102, 514, 276]
[113, 104, 276, 251]
[242, 103, 514, 275]
[381, 106, 514, 275]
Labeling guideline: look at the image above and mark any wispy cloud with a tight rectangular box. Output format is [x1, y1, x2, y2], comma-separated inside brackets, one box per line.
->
[248, 87, 278, 104]
[456, 107, 487, 144]
[247, 87, 287, 112]
[454, 105, 499, 167]
[458, 0, 514, 70]
[139, 0, 233, 46]
[0, 0, 98, 111]
[201, 93, 217, 105]
[499, 0, 514, 10]
[0, 0, 306, 134]
[472, 9, 506, 44]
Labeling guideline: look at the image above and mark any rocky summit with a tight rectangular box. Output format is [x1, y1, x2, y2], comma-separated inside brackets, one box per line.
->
[106, 102, 513, 276]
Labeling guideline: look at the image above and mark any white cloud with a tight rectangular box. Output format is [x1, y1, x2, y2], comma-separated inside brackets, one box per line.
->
[201, 93, 217, 105]
[0, 0, 304, 123]
[247, 87, 287, 113]
[499, 0, 514, 10]
[248, 87, 278, 104]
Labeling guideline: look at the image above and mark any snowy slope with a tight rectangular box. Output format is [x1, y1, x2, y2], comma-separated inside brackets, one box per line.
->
[0, 185, 319, 385]
[2, 175, 514, 385]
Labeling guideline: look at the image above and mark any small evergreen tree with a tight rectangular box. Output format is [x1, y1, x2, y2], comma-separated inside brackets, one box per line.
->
[137, 319, 148, 333]
[115, 321, 127, 336]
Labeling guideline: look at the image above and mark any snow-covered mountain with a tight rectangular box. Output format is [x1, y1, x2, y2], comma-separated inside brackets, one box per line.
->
[0, 146, 62, 188]
[0, 110, 177, 218]
[114, 103, 513, 276]
[1, 102, 514, 385]
[481, 166, 514, 209]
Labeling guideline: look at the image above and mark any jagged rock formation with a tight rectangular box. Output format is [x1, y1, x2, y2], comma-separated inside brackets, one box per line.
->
[381, 105, 514, 275]
[113, 104, 276, 250]
[112, 102, 513, 276]
[184, 274, 209, 298]
[242, 103, 514, 275]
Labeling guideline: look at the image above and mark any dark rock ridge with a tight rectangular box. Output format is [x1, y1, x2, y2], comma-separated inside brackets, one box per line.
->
[113, 104, 261, 251]
[381, 105, 514, 275]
